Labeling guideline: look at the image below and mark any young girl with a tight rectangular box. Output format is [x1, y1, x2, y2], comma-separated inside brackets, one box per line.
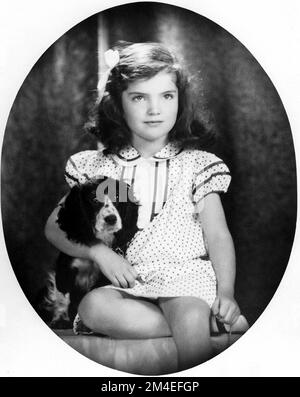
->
[45, 41, 248, 371]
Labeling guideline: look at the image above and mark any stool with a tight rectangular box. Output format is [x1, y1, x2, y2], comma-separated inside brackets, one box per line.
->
[54, 329, 243, 375]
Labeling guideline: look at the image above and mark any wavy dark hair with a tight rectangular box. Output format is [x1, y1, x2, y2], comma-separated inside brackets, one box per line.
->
[85, 41, 215, 154]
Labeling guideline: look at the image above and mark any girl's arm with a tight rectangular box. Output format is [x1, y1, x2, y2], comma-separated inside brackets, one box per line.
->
[198, 193, 240, 326]
[44, 197, 138, 288]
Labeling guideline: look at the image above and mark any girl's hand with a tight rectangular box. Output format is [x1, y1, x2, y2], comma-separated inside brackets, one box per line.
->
[89, 244, 138, 289]
[211, 294, 241, 330]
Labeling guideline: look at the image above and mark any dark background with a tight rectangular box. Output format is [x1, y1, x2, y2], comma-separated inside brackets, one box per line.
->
[1, 2, 296, 326]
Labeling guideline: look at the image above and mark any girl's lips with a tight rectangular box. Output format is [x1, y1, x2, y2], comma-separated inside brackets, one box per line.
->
[144, 121, 163, 128]
[144, 121, 163, 124]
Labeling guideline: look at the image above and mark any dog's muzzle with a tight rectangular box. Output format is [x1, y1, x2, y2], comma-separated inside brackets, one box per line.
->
[104, 214, 117, 225]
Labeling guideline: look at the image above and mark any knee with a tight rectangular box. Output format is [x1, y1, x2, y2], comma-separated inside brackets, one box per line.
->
[78, 288, 108, 330]
[177, 300, 210, 331]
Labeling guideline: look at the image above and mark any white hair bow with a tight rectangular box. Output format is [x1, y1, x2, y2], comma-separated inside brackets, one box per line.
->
[97, 49, 120, 100]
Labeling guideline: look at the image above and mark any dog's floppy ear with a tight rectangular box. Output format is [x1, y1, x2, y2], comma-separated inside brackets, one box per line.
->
[113, 182, 139, 253]
[56, 184, 96, 245]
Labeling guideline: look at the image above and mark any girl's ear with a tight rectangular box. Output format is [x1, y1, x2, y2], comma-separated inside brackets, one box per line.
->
[56, 185, 95, 245]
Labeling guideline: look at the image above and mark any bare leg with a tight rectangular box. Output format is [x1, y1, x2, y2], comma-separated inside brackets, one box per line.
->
[159, 296, 213, 371]
[78, 287, 172, 339]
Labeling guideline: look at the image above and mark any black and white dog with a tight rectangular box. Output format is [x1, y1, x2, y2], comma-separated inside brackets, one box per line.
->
[36, 176, 139, 328]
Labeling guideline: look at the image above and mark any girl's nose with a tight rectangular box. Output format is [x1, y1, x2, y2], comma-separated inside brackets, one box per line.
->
[147, 99, 161, 115]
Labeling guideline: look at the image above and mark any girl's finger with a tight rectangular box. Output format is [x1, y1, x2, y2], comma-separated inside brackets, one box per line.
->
[124, 272, 136, 288]
[223, 306, 235, 324]
[230, 309, 241, 326]
[111, 276, 121, 288]
[218, 301, 230, 319]
[225, 306, 240, 326]
[211, 297, 220, 316]
[115, 274, 129, 288]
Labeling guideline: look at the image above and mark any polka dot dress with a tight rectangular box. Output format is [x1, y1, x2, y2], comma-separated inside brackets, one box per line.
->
[65, 142, 231, 308]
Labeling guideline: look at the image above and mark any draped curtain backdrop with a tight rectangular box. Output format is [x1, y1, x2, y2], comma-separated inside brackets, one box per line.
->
[1, 3, 296, 325]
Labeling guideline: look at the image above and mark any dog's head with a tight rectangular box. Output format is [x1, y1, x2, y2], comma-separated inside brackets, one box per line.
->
[56, 176, 139, 247]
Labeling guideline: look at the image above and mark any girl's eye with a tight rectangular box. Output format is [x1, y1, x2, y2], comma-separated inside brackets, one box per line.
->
[164, 93, 174, 100]
[132, 95, 144, 102]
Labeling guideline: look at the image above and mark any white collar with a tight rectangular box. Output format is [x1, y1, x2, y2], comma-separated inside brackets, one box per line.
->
[113, 141, 183, 166]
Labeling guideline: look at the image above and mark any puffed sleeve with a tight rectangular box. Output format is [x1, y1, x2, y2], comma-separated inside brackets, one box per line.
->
[192, 151, 231, 203]
[64, 150, 98, 188]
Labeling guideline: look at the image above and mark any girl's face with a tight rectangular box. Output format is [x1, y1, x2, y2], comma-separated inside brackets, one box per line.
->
[121, 71, 178, 148]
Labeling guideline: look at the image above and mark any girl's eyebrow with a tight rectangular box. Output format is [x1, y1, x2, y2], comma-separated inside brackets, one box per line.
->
[127, 91, 146, 95]
[127, 90, 177, 95]
[162, 90, 177, 94]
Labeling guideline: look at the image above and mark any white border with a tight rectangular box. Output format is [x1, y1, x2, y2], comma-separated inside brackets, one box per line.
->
[1, 0, 300, 376]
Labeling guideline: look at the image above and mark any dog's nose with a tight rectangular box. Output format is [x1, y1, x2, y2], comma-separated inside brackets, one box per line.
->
[104, 214, 117, 225]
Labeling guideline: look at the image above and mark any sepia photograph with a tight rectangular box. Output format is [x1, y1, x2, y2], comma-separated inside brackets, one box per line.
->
[0, 0, 299, 378]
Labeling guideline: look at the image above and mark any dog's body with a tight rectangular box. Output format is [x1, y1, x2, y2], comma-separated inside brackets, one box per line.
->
[36, 176, 139, 328]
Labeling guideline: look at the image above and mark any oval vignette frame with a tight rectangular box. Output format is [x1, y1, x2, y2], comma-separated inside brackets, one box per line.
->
[0, 1, 298, 376]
